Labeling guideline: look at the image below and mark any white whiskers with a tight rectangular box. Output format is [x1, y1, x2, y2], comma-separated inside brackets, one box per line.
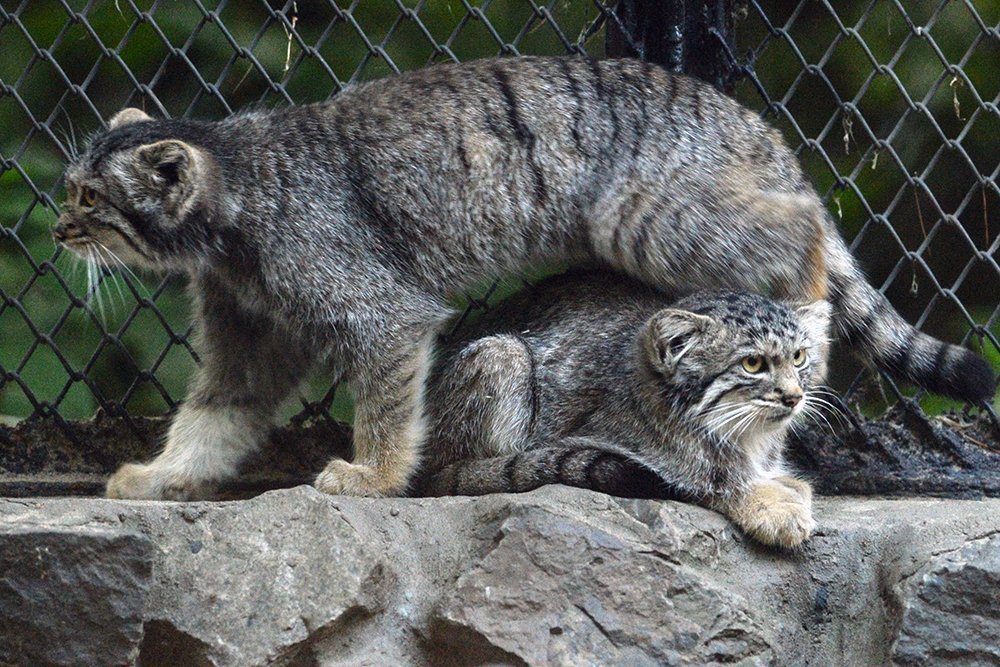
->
[700, 401, 758, 442]
[799, 386, 847, 432]
[72, 241, 149, 324]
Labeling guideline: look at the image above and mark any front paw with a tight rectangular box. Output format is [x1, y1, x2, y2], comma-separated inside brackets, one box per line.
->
[315, 459, 405, 498]
[774, 475, 813, 505]
[724, 481, 815, 549]
[106, 463, 211, 501]
[742, 495, 815, 549]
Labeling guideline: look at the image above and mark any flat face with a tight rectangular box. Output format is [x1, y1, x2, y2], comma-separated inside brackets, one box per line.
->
[660, 290, 828, 443]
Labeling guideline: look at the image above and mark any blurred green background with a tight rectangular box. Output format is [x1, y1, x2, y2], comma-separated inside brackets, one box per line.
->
[1, 0, 997, 425]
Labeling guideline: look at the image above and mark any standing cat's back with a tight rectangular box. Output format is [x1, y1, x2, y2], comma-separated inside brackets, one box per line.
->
[215, 57, 816, 293]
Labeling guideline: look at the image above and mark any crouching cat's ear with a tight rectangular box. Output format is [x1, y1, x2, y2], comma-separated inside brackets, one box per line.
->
[644, 309, 721, 376]
[134, 140, 208, 216]
[109, 107, 152, 129]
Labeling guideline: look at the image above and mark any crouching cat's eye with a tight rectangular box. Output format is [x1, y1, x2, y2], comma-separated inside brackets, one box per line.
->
[741, 355, 765, 373]
[793, 348, 807, 366]
[80, 187, 99, 208]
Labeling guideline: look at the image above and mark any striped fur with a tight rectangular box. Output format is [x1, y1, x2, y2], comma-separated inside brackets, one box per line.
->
[52, 56, 994, 501]
[825, 245, 995, 402]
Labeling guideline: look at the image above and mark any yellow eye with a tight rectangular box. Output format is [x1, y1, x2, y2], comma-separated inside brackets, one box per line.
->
[793, 349, 807, 366]
[80, 187, 98, 208]
[741, 355, 764, 373]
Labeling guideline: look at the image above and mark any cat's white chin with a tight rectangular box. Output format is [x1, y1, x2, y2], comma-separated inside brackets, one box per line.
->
[751, 400, 799, 425]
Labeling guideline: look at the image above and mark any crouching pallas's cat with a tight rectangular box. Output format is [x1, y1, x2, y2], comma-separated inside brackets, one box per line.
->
[418, 272, 829, 548]
[53, 56, 995, 499]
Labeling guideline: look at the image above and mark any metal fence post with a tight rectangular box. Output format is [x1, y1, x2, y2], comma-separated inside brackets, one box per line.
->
[606, 0, 741, 93]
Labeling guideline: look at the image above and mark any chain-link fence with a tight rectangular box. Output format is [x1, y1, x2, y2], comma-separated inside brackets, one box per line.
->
[735, 0, 999, 426]
[2, 0, 998, 451]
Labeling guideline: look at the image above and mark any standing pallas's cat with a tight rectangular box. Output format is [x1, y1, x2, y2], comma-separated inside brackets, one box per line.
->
[54, 56, 994, 499]
[419, 272, 829, 548]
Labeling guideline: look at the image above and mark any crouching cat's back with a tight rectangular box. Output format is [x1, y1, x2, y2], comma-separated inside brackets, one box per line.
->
[436, 274, 671, 441]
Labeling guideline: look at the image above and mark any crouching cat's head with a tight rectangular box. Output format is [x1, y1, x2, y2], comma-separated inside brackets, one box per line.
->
[642, 290, 831, 446]
[54, 108, 233, 272]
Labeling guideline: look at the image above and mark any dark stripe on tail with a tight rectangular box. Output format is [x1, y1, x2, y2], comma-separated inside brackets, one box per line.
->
[826, 244, 996, 404]
[415, 448, 690, 501]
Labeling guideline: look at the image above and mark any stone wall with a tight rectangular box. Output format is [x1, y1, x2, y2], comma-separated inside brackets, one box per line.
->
[2, 486, 998, 665]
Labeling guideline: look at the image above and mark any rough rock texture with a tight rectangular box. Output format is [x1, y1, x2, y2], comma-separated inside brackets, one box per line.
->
[0, 523, 152, 666]
[3, 487, 1000, 666]
[432, 505, 772, 665]
[894, 534, 1000, 666]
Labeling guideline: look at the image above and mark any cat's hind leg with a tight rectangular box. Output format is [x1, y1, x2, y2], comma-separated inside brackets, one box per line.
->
[428, 334, 536, 464]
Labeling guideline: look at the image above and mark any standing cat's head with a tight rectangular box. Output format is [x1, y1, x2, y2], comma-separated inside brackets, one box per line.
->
[642, 290, 831, 446]
[54, 108, 233, 272]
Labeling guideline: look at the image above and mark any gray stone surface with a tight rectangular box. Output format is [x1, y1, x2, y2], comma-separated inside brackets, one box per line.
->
[134, 492, 389, 666]
[0, 522, 152, 666]
[3, 487, 1000, 666]
[894, 533, 1000, 666]
[433, 504, 772, 666]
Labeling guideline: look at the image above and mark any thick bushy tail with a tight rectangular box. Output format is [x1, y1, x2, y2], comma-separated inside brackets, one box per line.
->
[416, 447, 688, 500]
[825, 235, 996, 404]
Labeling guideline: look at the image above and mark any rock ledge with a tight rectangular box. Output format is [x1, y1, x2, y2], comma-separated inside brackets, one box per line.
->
[2, 487, 998, 666]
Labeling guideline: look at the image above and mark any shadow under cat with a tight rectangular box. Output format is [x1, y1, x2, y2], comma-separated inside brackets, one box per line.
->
[2, 408, 998, 500]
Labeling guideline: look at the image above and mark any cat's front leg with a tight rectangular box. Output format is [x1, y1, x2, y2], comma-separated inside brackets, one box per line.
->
[315, 330, 437, 497]
[713, 478, 815, 549]
[106, 401, 275, 500]
[106, 280, 309, 500]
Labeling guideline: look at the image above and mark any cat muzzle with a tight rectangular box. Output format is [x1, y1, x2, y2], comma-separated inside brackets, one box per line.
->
[52, 219, 83, 243]
[780, 392, 803, 408]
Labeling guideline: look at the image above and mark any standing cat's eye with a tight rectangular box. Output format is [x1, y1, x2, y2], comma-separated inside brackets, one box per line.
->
[793, 348, 807, 366]
[80, 187, 99, 208]
[741, 355, 764, 373]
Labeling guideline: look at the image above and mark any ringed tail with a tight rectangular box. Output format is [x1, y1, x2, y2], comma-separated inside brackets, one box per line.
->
[823, 235, 996, 404]
[416, 447, 688, 499]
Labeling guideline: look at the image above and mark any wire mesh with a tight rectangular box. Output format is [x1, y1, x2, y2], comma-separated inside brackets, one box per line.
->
[1, 0, 997, 443]
[733, 0, 999, 423]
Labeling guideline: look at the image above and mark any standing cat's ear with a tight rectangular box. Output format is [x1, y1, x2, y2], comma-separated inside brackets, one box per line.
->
[643, 308, 721, 375]
[134, 140, 208, 217]
[109, 107, 152, 129]
[137, 140, 199, 186]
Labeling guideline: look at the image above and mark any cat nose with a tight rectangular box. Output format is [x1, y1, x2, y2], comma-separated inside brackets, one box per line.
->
[53, 219, 78, 241]
[780, 390, 803, 408]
